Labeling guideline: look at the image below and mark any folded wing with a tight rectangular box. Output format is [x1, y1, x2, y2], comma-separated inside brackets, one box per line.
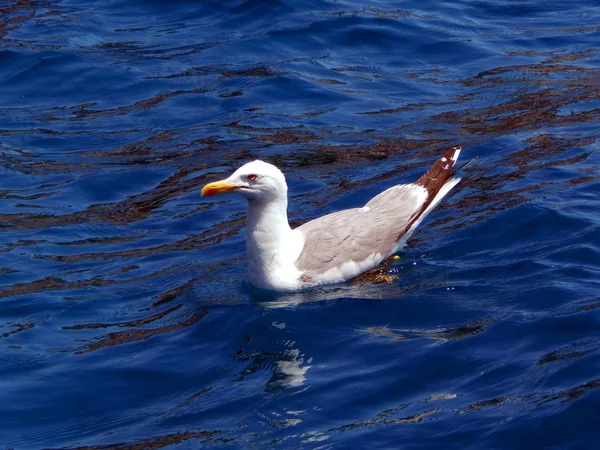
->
[294, 184, 427, 276]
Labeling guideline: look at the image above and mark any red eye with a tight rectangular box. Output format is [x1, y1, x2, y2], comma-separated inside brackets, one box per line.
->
[247, 174, 258, 181]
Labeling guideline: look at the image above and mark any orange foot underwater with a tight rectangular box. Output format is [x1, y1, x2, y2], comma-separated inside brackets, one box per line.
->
[353, 256, 401, 284]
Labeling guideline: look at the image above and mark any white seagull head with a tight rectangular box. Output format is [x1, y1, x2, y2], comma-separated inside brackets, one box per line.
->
[201, 160, 287, 203]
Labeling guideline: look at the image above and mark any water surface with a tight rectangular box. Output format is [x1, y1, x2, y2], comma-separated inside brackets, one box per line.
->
[1, 0, 599, 448]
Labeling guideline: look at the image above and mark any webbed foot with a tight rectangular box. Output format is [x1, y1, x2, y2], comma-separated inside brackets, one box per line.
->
[353, 256, 401, 284]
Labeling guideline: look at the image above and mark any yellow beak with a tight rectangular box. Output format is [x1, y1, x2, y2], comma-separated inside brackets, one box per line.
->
[201, 180, 240, 196]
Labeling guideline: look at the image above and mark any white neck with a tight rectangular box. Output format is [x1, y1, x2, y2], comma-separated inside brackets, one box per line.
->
[245, 197, 301, 289]
[246, 197, 291, 262]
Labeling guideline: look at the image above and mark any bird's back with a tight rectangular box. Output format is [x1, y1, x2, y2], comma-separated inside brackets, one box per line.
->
[294, 184, 426, 278]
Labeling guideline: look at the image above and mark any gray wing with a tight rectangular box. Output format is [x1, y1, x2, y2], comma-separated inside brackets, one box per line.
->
[294, 184, 427, 275]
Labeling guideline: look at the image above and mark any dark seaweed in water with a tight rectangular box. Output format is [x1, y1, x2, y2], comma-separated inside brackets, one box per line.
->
[0, 0, 599, 448]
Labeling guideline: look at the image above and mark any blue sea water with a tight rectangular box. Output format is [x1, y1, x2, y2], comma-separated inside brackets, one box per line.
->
[1, 0, 599, 448]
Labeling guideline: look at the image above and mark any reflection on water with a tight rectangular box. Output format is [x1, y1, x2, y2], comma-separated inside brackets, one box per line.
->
[237, 344, 312, 391]
[1, 0, 600, 448]
[270, 349, 311, 390]
[360, 320, 491, 343]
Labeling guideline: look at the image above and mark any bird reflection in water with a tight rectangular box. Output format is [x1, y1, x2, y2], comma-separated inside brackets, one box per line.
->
[234, 338, 312, 392]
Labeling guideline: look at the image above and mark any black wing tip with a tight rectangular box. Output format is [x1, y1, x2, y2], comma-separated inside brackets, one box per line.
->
[441, 145, 462, 165]
[401, 146, 463, 239]
[452, 155, 478, 176]
[416, 145, 463, 188]
[434, 145, 462, 173]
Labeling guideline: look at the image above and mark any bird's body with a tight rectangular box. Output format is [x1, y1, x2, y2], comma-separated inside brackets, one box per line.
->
[202, 146, 462, 292]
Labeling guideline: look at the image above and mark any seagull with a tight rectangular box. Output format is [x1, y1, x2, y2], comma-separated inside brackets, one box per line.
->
[202, 146, 462, 291]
